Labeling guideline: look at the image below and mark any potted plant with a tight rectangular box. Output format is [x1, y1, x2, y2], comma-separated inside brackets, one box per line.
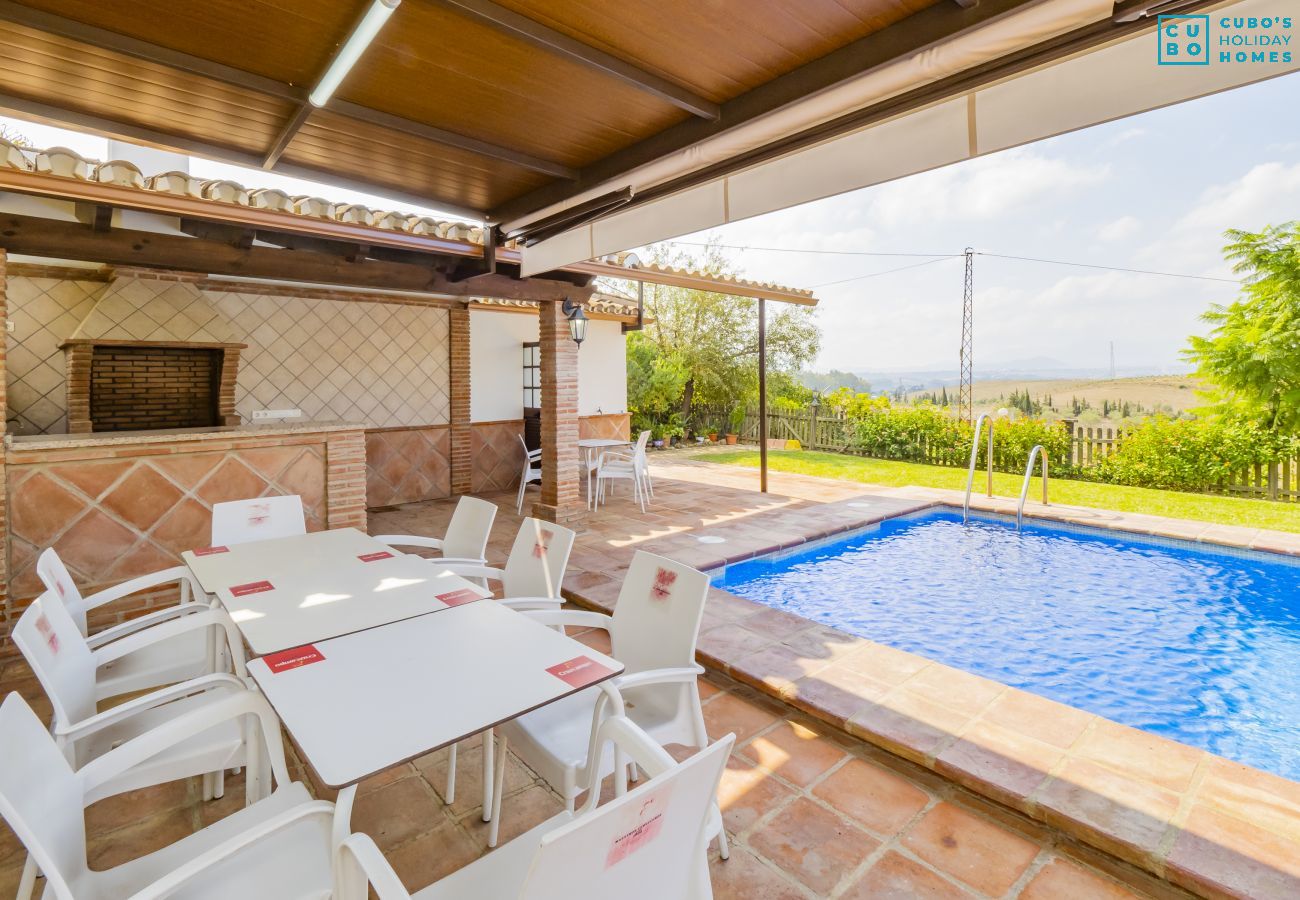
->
[651, 425, 666, 449]
[725, 406, 743, 445]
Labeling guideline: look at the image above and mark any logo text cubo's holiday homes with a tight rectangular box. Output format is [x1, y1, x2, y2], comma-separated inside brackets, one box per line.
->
[1158, 14, 1293, 66]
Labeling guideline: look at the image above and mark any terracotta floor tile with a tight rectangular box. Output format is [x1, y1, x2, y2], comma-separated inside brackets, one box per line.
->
[84, 779, 194, 837]
[698, 622, 779, 665]
[1166, 802, 1300, 899]
[812, 758, 930, 836]
[415, 736, 536, 815]
[847, 691, 970, 764]
[841, 851, 973, 899]
[462, 784, 567, 847]
[903, 664, 1006, 717]
[1034, 759, 1178, 864]
[1073, 719, 1203, 794]
[704, 692, 783, 744]
[350, 775, 448, 850]
[740, 720, 848, 788]
[1194, 755, 1300, 841]
[839, 641, 931, 686]
[1020, 858, 1144, 899]
[708, 846, 807, 900]
[935, 719, 1061, 808]
[749, 797, 879, 894]
[981, 689, 1094, 750]
[383, 819, 485, 891]
[902, 802, 1039, 896]
[86, 806, 194, 870]
[718, 756, 798, 834]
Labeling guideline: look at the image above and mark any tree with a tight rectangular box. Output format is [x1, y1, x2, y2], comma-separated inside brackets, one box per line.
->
[0, 123, 31, 146]
[1184, 222, 1300, 433]
[615, 238, 820, 417]
[625, 332, 689, 435]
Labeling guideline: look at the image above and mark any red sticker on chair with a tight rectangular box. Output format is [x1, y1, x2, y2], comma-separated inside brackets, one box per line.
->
[358, 551, 394, 562]
[651, 567, 677, 602]
[532, 527, 555, 559]
[546, 655, 616, 688]
[263, 645, 325, 673]
[34, 614, 59, 655]
[436, 588, 480, 607]
[605, 785, 672, 868]
[193, 545, 229, 556]
[229, 580, 274, 597]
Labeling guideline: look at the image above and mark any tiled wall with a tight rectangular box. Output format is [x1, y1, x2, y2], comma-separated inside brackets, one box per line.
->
[4, 272, 451, 434]
[2, 428, 366, 652]
[471, 421, 525, 493]
[365, 426, 451, 507]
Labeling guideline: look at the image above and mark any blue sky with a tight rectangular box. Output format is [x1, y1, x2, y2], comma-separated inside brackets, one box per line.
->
[669, 72, 1300, 374]
[4, 71, 1298, 376]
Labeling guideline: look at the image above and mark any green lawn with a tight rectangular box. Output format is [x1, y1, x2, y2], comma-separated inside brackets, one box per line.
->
[689, 449, 1300, 534]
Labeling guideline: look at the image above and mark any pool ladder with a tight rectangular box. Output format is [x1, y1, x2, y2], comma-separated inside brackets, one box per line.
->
[1016, 445, 1050, 531]
[962, 413, 996, 523]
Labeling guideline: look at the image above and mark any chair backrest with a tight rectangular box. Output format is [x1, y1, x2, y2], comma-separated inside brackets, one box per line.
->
[610, 552, 709, 675]
[0, 693, 89, 899]
[442, 495, 498, 560]
[12, 592, 97, 727]
[36, 548, 91, 636]
[520, 728, 734, 900]
[502, 519, 575, 599]
[211, 495, 306, 546]
[634, 430, 651, 454]
[518, 434, 541, 465]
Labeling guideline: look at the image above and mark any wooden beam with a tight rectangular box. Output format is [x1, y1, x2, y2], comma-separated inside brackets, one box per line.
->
[0, 0, 572, 181]
[490, 0, 1040, 222]
[429, 0, 720, 120]
[263, 103, 315, 169]
[0, 212, 590, 302]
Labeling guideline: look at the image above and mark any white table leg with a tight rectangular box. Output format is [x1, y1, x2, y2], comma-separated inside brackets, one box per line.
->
[481, 726, 494, 822]
[489, 731, 508, 848]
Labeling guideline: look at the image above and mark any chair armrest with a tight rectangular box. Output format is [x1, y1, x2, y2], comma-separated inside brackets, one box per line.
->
[84, 601, 212, 650]
[523, 609, 613, 632]
[433, 562, 503, 583]
[612, 665, 704, 692]
[80, 688, 290, 801]
[429, 555, 489, 567]
[82, 566, 201, 614]
[336, 833, 410, 900]
[126, 799, 336, 900]
[373, 534, 444, 551]
[498, 596, 563, 611]
[91, 608, 246, 676]
[59, 672, 250, 741]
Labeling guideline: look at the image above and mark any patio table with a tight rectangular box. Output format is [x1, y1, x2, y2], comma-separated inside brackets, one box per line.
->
[248, 598, 623, 845]
[578, 437, 632, 503]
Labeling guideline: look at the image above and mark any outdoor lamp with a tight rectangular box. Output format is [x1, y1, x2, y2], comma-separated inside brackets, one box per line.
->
[562, 297, 588, 345]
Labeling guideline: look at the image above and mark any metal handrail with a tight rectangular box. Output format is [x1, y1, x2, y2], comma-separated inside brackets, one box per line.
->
[962, 413, 996, 523]
[1016, 445, 1050, 531]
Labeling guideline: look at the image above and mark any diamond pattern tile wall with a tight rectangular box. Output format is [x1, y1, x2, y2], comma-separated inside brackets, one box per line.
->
[70, 277, 233, 343]
[365, 428, 451, 507]
[471, 422, 526, 492]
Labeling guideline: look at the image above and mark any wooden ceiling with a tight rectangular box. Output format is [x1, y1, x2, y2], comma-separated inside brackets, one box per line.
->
[0, 0, 1044, 222]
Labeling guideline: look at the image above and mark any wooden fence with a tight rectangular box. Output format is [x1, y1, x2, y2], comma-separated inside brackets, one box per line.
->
[691, 406, 1300, 503]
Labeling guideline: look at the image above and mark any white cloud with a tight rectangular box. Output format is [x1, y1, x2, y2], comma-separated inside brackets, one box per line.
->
[1097, 215, 1140, 242]
[867, 148, 1110, 228]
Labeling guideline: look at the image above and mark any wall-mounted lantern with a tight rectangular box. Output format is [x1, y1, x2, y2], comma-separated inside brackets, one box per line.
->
[561, 297, 588, 345]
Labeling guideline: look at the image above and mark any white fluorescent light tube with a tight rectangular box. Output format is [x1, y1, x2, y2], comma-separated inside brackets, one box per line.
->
[308, 0, 401, 108]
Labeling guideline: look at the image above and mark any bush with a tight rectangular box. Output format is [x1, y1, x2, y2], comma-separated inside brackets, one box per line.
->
[1093, 417, 1297, 491]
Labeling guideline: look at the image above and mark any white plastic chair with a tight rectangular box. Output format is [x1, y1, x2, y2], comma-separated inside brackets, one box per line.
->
[493, 551, 722, 854]
[37, 547, 219, 698]
[429, 519, 577, 804]
[516, 435, 543, 514]
[211, 495, 307, 546]
[594, 431, 651, 513]
[374, 494, 497, 565]
[0, 691, 334, 900]
[11, 591, 263, 808]
[337, 716, 734, 900]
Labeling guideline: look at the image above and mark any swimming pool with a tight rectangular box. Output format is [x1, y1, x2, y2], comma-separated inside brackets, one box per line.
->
[712, 508, 1300, 780]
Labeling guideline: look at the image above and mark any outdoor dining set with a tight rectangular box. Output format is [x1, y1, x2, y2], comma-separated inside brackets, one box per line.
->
[0, 491, 732, 898]
[519, 431, 656, 515]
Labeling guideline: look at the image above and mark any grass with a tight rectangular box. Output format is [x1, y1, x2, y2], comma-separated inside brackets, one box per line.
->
[689, 448, 1300, 534]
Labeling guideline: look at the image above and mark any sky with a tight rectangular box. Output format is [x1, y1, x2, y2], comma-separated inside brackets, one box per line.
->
[663, 72, 1300, 376]
[4, 71, 1299, 378]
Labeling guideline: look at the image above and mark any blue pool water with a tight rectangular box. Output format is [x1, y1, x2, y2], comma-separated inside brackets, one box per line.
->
[712, 509, 1300, 780]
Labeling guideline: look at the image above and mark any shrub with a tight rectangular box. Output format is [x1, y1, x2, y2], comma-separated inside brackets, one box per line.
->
[1094, 417, 1297, 491]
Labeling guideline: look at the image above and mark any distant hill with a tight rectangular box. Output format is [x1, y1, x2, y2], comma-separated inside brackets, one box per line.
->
[907, 374, 1205, 420]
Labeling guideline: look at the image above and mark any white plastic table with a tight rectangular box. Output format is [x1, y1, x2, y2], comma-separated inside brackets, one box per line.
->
[182, 528, 389, 594]
[249, 599, 623, 844]
[209, 552, 489, 657]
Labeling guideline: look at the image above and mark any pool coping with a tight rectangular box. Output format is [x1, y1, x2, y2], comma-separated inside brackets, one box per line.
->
[566, 491, 1300, 899]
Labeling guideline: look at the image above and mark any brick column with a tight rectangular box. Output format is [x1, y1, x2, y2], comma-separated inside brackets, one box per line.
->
[533, 300, 584, 523]
[0, 248, 8, 652]
[325, 430, 368, 531]
[449, 305, 472, 495]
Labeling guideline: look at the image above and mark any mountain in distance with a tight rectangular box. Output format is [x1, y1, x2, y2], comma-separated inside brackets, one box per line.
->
[851, 357, 1194, 391]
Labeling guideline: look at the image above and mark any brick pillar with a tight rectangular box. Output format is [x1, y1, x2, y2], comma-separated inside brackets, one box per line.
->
[325, 430, 368, 531]
[449, 305, 472, 495]
[533, 300, 584, 523]
[65, 343, 93, 433]
[0, 248, 8, 651]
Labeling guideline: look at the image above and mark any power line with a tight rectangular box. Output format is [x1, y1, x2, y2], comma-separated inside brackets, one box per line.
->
[665, 240, 958, 258]
[811, 256, 958, 287]
[976, 252, 1239, 284]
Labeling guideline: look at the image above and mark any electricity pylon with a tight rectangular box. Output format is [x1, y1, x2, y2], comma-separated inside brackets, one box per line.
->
[958, 247, 974, 423]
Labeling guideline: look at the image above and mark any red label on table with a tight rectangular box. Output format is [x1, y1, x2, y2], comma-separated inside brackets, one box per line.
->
[358, 551, 395, 562]
[651, 566, 677, 602]
[437, 588, 480, 607]
[193, 545, 229, 556]
[264, 644, 325, 673]
[229, 580, 274, 597]
[546, 655, 616, 688]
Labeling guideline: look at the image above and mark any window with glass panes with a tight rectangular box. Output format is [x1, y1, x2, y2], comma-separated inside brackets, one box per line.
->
[522, 342, 540, 409]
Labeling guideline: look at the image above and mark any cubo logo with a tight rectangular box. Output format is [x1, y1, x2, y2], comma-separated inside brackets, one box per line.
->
[1158, 15, 1210, 65]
